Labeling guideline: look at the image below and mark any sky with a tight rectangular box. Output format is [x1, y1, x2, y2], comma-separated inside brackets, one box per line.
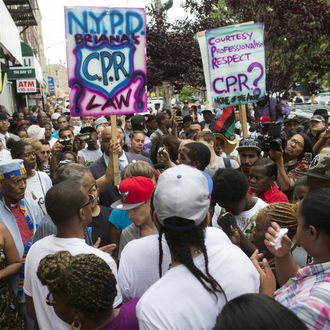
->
[38, 0, 185, 65]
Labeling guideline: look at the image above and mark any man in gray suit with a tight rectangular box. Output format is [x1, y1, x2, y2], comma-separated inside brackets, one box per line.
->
[90, 126, 152, 207]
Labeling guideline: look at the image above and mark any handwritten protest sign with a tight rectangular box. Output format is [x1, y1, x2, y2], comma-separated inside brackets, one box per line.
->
[200, 23, 265, 108]
[65, 7, 147, 116]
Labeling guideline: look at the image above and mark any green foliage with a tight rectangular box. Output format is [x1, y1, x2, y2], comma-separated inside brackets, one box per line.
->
[210, 0, 330, 94]
[147, 0, 330, 95]
[178, 85, 195, 102]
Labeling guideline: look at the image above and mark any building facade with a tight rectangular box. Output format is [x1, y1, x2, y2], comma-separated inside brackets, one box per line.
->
[45, 63, 69, 98]
[0, 0, 46, 114]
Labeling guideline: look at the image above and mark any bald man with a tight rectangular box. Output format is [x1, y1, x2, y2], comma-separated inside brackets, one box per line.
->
[90, 127, 152, 206]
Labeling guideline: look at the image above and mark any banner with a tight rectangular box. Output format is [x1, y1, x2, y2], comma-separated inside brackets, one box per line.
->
[199, 23, 265, 108]
[47, 76, 55, 94]
[65, 7, 147, 117]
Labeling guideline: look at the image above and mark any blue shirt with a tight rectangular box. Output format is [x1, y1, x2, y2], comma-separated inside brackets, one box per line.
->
[109, 209, 132, 230]
[51, 130, 59, 138]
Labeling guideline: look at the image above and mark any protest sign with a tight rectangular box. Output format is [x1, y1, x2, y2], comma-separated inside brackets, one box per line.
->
[200, 23, 265, 108]
[65, 7, 147, 117]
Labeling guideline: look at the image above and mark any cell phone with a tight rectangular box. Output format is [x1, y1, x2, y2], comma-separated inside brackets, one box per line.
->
[304, 152, 313, 162]
[219, 212, 237, 239]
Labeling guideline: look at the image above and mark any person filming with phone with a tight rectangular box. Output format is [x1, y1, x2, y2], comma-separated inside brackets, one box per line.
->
[77, 125, 102, 166]
[50, 126, 75, 176]
[268, 133, 313, 194]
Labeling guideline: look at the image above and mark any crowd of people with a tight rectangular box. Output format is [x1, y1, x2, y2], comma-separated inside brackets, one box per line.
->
[0, 97, 329, 330]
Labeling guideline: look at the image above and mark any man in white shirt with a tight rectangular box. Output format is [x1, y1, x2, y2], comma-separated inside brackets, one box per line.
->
[137, 165, 259, 330]
[212, 168, 267, 240]
[77, 125, 102, 165]
[24, 179, 121, 330]
[118, 234, 171, 301]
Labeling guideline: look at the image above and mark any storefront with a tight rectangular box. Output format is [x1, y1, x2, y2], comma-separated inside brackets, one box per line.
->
[8, 42, 45, 111]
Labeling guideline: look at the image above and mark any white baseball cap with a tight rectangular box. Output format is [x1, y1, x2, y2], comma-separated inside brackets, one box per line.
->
[51, 113, 61, 120]
[202, 105, 215, 114]
[27, 125, 45, 140]
[154, 165, 211, 226]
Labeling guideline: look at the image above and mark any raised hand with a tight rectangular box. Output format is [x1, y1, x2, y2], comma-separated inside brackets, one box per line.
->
[264, 222, 292, 258]
[251, 249, 276, 297]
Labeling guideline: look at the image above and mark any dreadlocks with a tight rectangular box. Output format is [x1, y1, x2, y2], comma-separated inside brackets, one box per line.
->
[263, 203, 298, 240]
[37, 251, 117, 322]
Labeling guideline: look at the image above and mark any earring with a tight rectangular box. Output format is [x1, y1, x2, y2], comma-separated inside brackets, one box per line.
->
[71, 320, 82, 330]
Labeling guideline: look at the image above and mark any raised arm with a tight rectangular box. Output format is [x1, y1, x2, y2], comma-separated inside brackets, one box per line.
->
[0, 224, 21, 281]
[269, 149, 290, 192]
[264, 222, 299, 286]
[96, 137, 122, 193]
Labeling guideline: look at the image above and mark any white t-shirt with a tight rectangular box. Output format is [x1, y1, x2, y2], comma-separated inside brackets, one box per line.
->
[78, 147, 102, 163]
[48, 137, 58, 148]
[205, 156, 239, 177]
[26, 171, 52, 215]
[24, 235, 122, 330]
[212, 198, 268, 235]
[137, 227, 259, 330]
[118, 234, 171, 302]
[0, 148, 12, 161]
[235, 198, 268, 233]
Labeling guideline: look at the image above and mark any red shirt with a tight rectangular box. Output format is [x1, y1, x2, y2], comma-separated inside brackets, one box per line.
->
[248, 184, 288, 204]
[9, 204, 32, 246]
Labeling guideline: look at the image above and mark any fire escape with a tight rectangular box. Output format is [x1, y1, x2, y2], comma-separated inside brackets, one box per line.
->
[3, 0, 38, 30]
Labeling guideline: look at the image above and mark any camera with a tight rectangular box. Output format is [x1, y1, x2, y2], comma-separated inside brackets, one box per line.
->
[58, 138, 72, 151]
[250, 122, 286, 152]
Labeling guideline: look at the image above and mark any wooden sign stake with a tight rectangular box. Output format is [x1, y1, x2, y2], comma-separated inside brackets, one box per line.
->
[239, 104, 248, 138]
[110, 115, 120, 185]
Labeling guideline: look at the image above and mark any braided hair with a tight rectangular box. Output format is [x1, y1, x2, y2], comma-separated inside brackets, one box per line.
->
[37, 251, 117, 323]
[158, 217, 227, 301]
[263, 203, 298, 240]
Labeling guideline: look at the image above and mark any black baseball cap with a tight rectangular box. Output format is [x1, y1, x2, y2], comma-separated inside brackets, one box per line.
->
[237, 138, 262, 154]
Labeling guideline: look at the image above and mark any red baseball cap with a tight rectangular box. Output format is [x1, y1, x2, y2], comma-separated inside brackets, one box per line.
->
[111, 176, 155, 210]
[258, 116, 271, 123]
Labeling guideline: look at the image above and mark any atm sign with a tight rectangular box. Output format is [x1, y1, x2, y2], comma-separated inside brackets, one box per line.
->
[17, 79, 37, 93]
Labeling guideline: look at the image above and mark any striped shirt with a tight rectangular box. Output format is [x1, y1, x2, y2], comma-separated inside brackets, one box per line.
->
[274, 261, 330, 330]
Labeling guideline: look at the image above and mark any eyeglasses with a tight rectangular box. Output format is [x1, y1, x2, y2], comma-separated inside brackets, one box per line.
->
[80, 194, 95, 209]
[46, 292, 56, 306]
